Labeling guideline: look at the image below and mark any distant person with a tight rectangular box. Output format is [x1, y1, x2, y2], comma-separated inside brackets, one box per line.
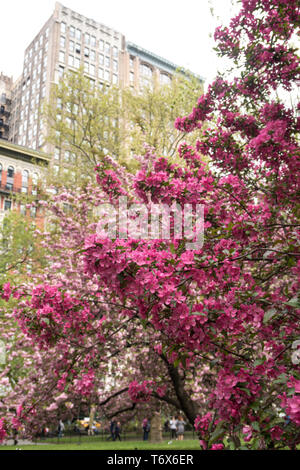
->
[107, 419, 116, 440]
[176, 415, 186, 441]
[13, 428, 18, 446]
[113, 421, 122, 441]
[58, 420, 64, 438]
[142, 418, 150, 441]
[164, 419, 169, 433]
[169, 416, 177, 440]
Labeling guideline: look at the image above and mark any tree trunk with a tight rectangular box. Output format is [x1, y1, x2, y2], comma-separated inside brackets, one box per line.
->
[88, 405, 96, 436]
[150, 410, 163, 442]
[161, 354, 199, 426]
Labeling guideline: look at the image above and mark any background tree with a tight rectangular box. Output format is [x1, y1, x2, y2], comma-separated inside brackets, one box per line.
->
[43, 67, 204, 185]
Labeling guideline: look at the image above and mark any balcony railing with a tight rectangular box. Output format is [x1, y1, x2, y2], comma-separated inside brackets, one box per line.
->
[0, 183, 22, 194]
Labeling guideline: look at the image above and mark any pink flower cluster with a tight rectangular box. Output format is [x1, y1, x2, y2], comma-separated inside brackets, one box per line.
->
[280, 378, 300, 426]
[0, 419, 7, 443]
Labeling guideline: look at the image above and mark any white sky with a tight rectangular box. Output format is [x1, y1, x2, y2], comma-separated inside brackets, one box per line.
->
[1, 0, 234, 86]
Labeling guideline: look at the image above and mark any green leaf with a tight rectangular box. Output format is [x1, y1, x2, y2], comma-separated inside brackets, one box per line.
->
[263, 308, 276, 323]
[252, 421, 260, 432]
[273, 373, 288, 384]
[285, 297, 299, 308]
[253, 358, 265, 367]
[208, 422, 226, 447]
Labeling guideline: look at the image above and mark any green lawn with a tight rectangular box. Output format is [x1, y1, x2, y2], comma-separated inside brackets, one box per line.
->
[0, 438, 201, 451]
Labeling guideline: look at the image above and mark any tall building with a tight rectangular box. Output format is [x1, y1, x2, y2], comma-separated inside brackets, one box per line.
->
[9, 2, 203, 157]
[0, 73, 13, 141]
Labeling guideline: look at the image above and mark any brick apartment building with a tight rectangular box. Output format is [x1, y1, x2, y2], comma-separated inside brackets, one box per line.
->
[0, 139, 50, 226]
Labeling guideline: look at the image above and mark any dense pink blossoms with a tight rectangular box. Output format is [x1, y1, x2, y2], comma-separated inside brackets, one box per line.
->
[0, 0, 299, 450]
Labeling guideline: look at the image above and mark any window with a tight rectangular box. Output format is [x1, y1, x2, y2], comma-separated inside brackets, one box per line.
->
[7, 166, 14, 178]
[113, 46, 118, 58]
[68, 55, 74, 66]
[4, 200, 12, 211]
[99, 54, 104, 66]
[90, 50, 96, 62]
[104, 70, 110, 82]
[130, 56, 134, 68]
[105, 56, 110, 68]
[32, 172, 38, 186]
[60, 36, 66, 48]
[70, 26, 75, 38]
[61, 22, 66, 34]
[76, 29, 81, 41]
[59, 51, 65, 63]
[112, 74, 118, 85]
[58, 65, 64, 78]
[22, 170, 29, 193]
[54, 147, 60, 160]
[105, 43, 110, 54]
[20, 204, 26, 216]
[99, 39, 104, 50]
[6, 166, 14, 190]
[160, 73, 171, 85]
[45, 27, 49, 38]
[91, 36, 96, 47]
[113, 60, 118, 72]
[90, 64, 95, 76]
[75, 43, 81, 54]
[64, 151, 70, 162]
[98, 68, 104, 79]
[84, 33, 90, 45]
[84, 62, 89, 73]
[69, 40, 75, 53]
[140, 64, 153, 78]
[30, 206, 37, 218]
[75, 57, 81, 69]
[84, 47, 89, 57]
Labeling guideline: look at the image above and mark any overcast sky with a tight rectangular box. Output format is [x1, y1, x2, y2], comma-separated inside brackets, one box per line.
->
[1, 0, 234, 86]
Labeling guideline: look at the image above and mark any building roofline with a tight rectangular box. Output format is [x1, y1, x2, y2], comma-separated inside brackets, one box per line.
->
[0, 139, 50, 163]
[126, 42, 205, 82]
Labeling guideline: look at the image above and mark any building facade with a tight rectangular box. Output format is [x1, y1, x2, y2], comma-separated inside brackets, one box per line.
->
[8, 2, 203, 157]
[0, 73, 13, 141]
[0, 140, 49, 225]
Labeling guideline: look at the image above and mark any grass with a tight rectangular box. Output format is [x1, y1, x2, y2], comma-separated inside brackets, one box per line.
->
[0, 438, 201, 451]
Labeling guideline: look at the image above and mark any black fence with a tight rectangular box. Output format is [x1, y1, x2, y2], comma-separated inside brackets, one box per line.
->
[31, 429, 197, 446]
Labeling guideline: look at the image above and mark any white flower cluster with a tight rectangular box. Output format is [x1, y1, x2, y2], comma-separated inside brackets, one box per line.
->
[291, 340, 300, 365]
